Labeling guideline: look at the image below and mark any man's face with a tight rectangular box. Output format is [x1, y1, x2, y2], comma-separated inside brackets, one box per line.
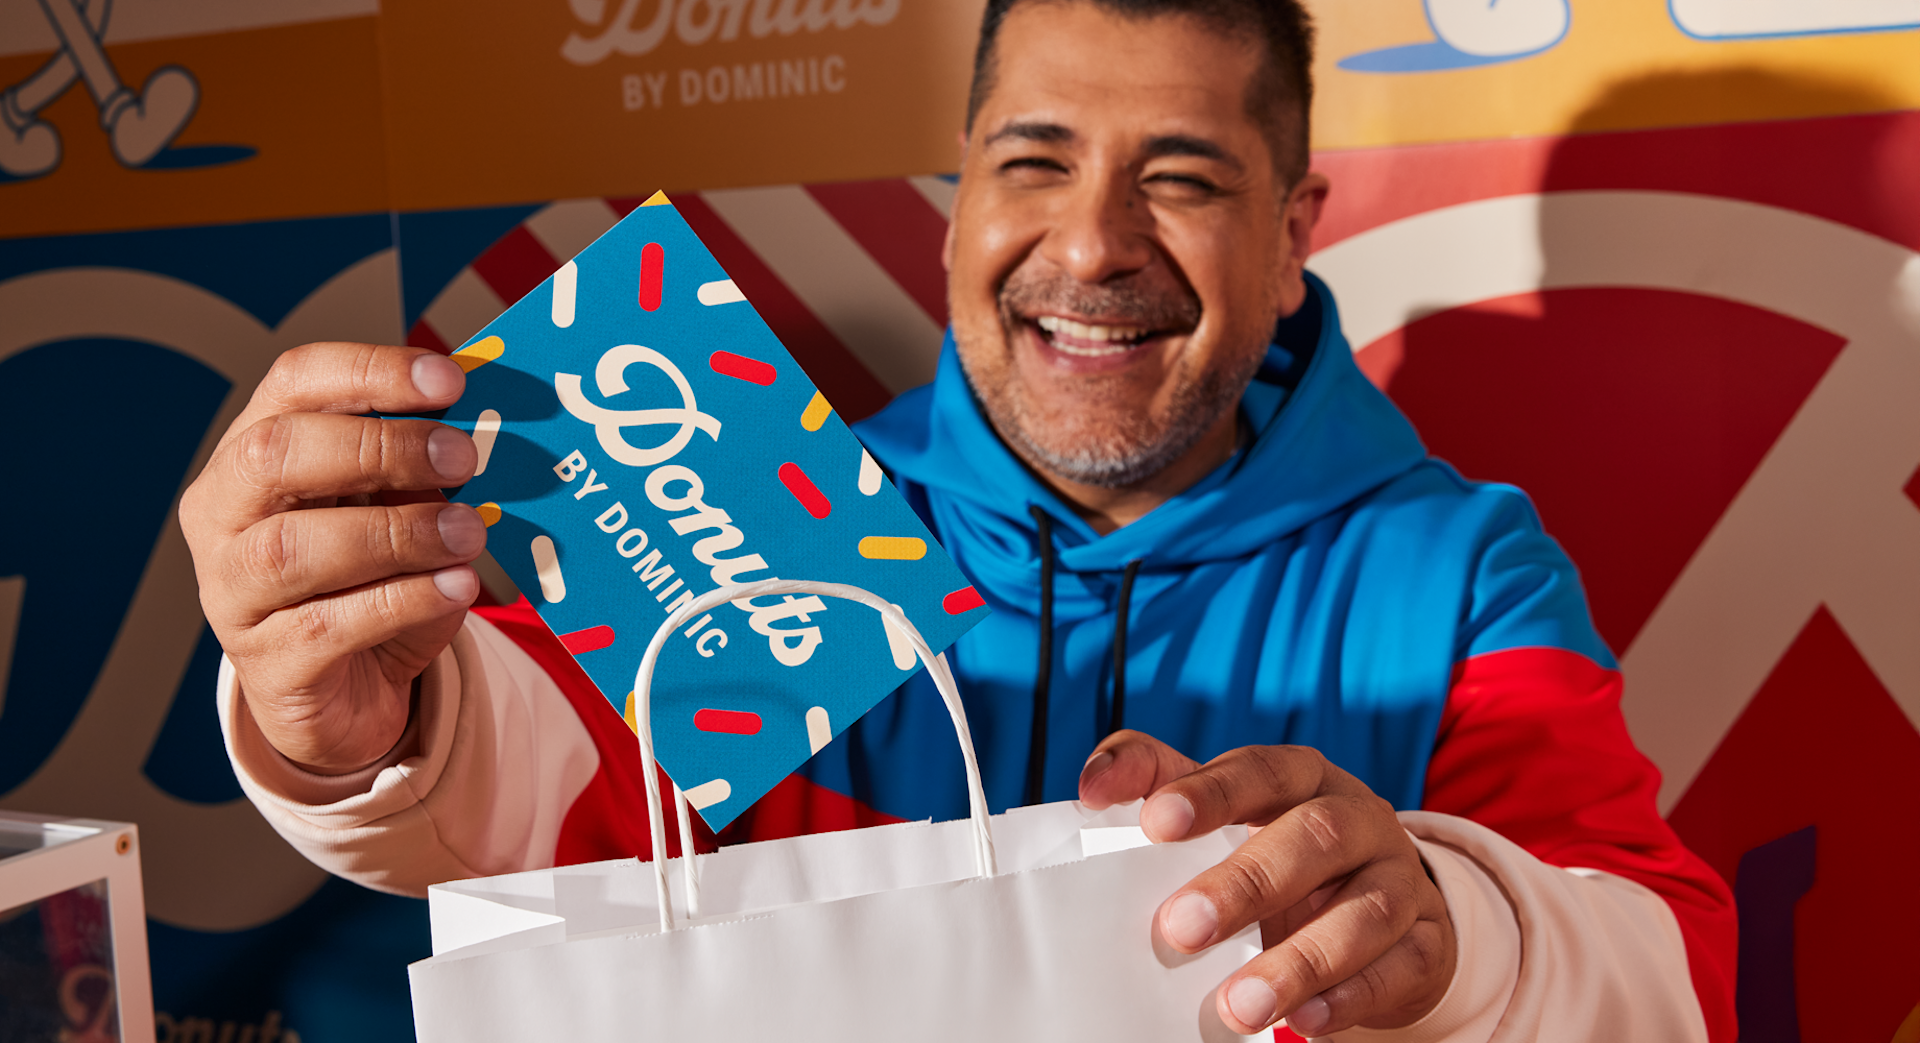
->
[948, 1, 1322, 490]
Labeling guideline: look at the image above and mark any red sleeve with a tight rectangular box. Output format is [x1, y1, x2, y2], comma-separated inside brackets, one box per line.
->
[470, 600, 901, 865]
[1423, 646, 1738, 1043]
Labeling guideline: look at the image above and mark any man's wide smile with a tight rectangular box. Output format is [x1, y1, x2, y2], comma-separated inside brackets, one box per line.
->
[1035, 314, 1156, 357]
[1017, 309, 1194, 375]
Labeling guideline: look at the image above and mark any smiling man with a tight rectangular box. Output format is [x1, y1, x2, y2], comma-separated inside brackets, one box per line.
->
[182, 1, 1736, 1039]
[949, 1, 1315, 529]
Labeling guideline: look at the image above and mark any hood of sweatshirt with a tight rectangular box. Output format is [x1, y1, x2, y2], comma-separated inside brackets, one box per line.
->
[855, 272, 1429, 579]
[819, 272, 1606, 822]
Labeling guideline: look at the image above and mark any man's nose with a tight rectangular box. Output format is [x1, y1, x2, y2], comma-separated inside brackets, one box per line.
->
[1039, 170, 1155, 286]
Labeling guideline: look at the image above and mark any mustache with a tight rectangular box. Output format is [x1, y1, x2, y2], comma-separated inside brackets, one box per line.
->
[997, 270, 1201, 331]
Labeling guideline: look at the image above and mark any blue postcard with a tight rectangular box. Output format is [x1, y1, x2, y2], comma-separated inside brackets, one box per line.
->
[431, 193, 987, 830]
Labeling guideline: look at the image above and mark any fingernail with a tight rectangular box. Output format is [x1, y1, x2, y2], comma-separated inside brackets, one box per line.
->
[438, 505, 486, 557]
[1225, 977, 1278, 1030]
[1081, 751, 1113, 780]
[412, 353, 464, 402]
[1141, 792, 1195, 841]
[1285, 995, 1330, 1036]
[1163, 892, 1218, 950]
[433, 566, 478, 602]
[427, 426, 477, 482]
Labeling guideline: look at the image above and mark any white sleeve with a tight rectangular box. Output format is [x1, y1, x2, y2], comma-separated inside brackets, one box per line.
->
[1324, 811, 1710, 1043]
[218, 614, 601, 897]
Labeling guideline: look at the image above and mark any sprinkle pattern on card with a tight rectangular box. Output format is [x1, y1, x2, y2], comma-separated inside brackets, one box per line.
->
[431, 195, 987, 829]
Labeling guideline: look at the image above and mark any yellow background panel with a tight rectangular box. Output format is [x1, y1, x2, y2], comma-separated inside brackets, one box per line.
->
[0, 17, 390, 239]
[1308, 0, 1920, 150]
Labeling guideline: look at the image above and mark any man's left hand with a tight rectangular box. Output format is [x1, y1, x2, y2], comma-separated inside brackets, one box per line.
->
[1079, 731, 1457, 1036]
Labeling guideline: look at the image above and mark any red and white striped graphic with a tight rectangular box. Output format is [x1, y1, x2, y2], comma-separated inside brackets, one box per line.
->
[407, 176, 957, 425]
[1313, 110, 1920, 1038]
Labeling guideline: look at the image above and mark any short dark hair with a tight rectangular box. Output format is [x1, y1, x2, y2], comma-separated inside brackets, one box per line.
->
[966, 0, 1315, 185]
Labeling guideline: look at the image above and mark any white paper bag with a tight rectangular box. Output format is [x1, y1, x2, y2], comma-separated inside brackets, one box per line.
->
[409, 580, 1261, 1042]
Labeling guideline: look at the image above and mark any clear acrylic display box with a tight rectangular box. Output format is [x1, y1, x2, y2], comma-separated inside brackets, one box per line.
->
[0, 812, 154, 1043]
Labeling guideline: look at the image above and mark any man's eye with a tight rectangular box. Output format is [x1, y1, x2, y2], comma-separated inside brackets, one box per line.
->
[1146, 173, 1220, 195]
[999, 157, 1068, 175]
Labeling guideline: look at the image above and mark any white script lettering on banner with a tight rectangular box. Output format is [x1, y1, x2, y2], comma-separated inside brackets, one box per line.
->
[563, 0, 900, 66]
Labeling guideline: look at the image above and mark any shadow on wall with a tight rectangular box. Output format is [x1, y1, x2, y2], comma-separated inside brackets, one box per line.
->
[1554, 67, 1914, 135]
[1386, 68, 1904, 654]
[1377, 69, 1920, 1043]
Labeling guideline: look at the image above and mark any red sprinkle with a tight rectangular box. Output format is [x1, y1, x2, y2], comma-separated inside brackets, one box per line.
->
[638, 241, 664, 311]
[942, 586, 985, 615]
[557, 625, 616, 654]
[778, 462, 832, 519]
[709, 350, 777, 386]
[693, 709, 763, 735]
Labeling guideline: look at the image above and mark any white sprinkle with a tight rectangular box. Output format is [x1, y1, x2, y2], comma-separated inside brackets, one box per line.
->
[857, 449, 882, 496]
[551, 261, 578, 328]
[697, 279, 746, 306]
[805, 706, 832, 755]
[471, 409, 501, 476]
[684, 778, 732, 810]
[530, 536, 566, 603]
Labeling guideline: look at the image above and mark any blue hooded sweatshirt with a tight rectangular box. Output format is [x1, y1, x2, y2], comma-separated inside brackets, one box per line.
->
[803, 273, 1612, 822]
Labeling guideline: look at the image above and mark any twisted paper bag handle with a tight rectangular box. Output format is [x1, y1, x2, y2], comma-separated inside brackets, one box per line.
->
[632, 579, 998, 932]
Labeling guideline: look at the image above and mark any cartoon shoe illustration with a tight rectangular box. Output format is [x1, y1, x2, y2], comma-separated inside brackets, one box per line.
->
[0, 80, 60, 178]
[1671, 0, 1920, 39]
[1339, 0, 1570, 73]
[1423, 0, 1568, 59]
[1, 0, 200, 179]
[99, 65, 199, 168]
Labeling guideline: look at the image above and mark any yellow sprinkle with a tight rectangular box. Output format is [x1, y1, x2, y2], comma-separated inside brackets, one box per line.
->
[451, 335, 504, 373]
[639, 190, 671, 207]
[800, 391, 833, 432]
[476, 502, 502, 527]
[623, 692, 639, 736]
[858, 536, 927, 561]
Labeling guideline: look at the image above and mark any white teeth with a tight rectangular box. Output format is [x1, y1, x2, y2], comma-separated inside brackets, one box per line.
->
[1035, 314, 1149, 346]
[1054, 339, 1129, 357]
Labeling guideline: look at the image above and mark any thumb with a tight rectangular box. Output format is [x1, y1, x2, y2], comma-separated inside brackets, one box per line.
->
[1079, 730, 1200, 810]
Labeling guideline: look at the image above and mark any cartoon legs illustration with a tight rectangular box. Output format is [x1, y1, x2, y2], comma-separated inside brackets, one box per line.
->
[1338, 0, 1570, 72]
[0, 0, 199, 178]
[1422, 0, 1570, 60]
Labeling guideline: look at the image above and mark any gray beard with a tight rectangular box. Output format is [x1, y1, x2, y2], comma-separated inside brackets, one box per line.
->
[962, 342, 1261, 489]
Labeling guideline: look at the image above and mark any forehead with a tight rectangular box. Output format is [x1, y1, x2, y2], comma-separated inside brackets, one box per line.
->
[980, 2, 1267, 147]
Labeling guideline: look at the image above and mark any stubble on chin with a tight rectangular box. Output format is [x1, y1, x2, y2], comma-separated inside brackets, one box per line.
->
[956, 318, 1262, 491]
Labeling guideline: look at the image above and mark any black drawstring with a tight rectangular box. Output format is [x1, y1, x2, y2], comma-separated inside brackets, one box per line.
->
[1108, 559, 1142, 738]
[1026, 506, 1143, 802]
[1025, 505, 1055, 807]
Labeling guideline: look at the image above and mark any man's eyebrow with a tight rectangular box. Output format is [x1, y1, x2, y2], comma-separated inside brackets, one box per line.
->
[1142, 134, 1241, 168]
[982, 120, 1075, 147]
[979, 124, 1243, 170]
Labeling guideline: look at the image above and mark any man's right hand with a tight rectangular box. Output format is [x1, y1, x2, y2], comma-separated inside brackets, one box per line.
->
[179, 342, 485, 775]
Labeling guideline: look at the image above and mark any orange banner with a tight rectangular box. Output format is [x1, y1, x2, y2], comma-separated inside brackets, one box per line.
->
[0, 1, 987, 238]
[378, 0, 984, 210]
[0, 16, 389, 238]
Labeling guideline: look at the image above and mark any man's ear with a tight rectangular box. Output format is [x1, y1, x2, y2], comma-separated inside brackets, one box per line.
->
[1284, 172, 1331, 268]
[1274, 172, 1331, 317]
